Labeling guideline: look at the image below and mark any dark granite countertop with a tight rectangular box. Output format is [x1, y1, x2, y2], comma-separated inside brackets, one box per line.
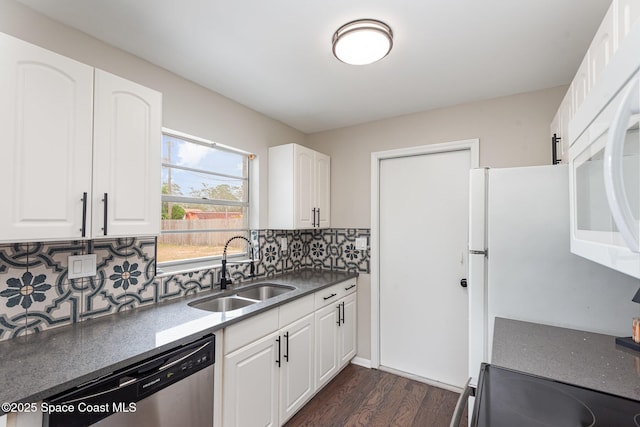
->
[492, 317, 640, 401]
[0, 269, 357, 412]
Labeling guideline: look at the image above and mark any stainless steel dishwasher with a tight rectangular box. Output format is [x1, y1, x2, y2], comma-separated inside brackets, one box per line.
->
[43, 334, 215, 427]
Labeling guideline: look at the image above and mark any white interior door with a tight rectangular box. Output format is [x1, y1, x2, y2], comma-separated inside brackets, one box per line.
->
[378, 144, 473, 389]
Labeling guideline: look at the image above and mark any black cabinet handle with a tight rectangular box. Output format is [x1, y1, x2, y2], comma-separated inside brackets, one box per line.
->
[344, 284, 356, 291]
[312, 208, 317, 227]
[460, 278, 468, 288]
[336, 304, 341, 326]
[341, 301, 345, 324]
[316, 208, 320, 227]
[276, 336, 281, 367]
[323, 293, 337, 301]
[81, 192, 87, 237]
[284, 332, 289, 362]
[102, 193, 108, 235]
[552, 133, 562, 165]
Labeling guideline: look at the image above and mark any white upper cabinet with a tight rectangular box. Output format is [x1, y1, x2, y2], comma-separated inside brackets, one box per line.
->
[618, 0, 640, 40]
[315, 151, 331, 228]
[92, 70, 161, 237]
[554, 1, 640, 152]
[588, 4, 617, 91]
[0, 33, 161, 242]
[269, 143, 331, 229]
[572, 55, 591, 115]
[550, 88, 573, 164]
[0, 32, 94, 241]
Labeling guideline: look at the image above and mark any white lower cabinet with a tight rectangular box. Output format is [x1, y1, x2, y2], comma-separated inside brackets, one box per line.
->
[314, 302, 340, 389]
[222, 279, 357, 427]
[279, 313, 315, 423]
[315, 291, 357, 390]
[339, 292, 357, 366]
[222, 295, 317, 427]
[223, 314, 315, 427]
[224, 331, 280, 427]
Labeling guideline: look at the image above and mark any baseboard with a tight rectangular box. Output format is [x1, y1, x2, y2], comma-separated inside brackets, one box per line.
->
[378, 365, 463, 393]
[350, 356, 372, 368]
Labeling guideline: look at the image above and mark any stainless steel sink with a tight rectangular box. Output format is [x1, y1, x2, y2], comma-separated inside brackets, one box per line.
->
[188, 283, 296, 313]
[235, 284, 295, 301]
[188, 296, 255, 312]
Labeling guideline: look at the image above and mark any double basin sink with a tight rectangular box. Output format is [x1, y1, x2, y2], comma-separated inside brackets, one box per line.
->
[188, 283, 296, 313]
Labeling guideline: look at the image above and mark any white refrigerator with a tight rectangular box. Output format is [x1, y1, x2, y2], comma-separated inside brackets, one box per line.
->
[467, 164, 639, 386]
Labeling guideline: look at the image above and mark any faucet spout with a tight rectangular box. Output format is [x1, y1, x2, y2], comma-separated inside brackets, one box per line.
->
[220, 235, 256, 290]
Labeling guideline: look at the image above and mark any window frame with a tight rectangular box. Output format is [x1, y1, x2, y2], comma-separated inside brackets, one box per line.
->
[158, 128, 253, 270]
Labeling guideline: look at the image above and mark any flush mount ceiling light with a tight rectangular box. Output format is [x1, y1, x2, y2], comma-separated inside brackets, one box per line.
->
[332, 19, 393, 65]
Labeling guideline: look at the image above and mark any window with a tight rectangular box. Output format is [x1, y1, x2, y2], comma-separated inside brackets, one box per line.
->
[159, 129, 251, 266]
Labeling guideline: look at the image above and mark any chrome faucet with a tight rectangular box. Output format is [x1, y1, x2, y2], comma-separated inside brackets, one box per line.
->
[220, 235, 256, 290]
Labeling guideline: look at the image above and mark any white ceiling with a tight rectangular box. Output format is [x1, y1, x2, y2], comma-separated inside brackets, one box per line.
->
[18, 0, 611, 133]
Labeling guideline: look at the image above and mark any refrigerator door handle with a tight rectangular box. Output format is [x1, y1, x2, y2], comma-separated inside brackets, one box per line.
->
[469, 249, 488, 257]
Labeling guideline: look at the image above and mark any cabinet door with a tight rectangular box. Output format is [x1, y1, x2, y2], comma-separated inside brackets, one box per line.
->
[315, 152, 331, 228]
[550, 90, 573, 164]
[315, 302, 340, 389]
[339, 293, 357, 366]
[0, 33, 93, 242]
[280, 313, 315, 424]
[224, 332, 280, 427]
[588, 3, 616, 90]
[294, 145, 315, 228]
[558, 89, 573, 160]
[617, 0, 640, 43]
[92, 69, 161, 237]
[572, 56, 590, 113]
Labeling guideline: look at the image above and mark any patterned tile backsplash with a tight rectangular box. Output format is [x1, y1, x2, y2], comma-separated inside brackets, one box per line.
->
[0, 228, 369, 341]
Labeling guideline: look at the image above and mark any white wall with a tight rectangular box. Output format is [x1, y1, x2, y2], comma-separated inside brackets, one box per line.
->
[306, 86, 566, 228]
[485, 166, 639, 358]
[0, 0, 305, 228]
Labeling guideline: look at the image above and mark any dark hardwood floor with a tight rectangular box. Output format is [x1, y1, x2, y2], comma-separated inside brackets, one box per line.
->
[285, 364, 468, 427]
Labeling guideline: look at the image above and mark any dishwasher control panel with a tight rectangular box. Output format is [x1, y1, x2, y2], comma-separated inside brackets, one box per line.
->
[137, 341, 214, 398]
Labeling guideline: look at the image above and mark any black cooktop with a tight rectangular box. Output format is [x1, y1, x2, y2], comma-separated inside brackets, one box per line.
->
[471, 364, 640, 427]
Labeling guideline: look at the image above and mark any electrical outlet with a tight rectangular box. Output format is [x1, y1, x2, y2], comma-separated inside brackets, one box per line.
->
[68, 254, 97, 279]
[280, 237, 288, 251]
[355, 237, 367, 250]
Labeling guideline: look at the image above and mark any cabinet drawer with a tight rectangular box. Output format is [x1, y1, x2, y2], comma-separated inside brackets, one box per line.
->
[313, 279, 355, 309]
[339, 278, 357, 296]
[279, 294, 314, 328]
[224, 309, 279, 355]
[314, 283, 343, 309]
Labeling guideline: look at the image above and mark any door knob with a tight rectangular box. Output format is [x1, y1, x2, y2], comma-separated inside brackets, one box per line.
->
[460, 278, 467, 288]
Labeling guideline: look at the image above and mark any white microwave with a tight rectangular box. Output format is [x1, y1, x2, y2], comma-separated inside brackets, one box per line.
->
[569, 44, 640, 278]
